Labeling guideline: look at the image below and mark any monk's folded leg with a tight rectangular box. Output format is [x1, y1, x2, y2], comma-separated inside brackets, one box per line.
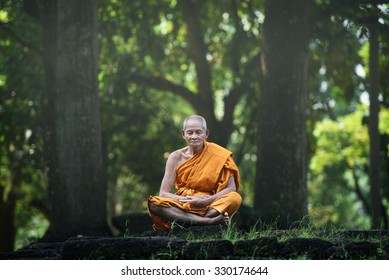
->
[147, 196, 171, 230]
[209, 191, 242, 218]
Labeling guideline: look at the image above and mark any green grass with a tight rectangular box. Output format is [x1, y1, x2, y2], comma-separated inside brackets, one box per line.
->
[220, 222, 243, 244]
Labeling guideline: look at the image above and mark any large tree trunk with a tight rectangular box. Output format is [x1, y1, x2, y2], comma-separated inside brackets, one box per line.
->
[254, 0, 311, 228]
[368, 21, 382, 229]
[41, 0, 109, 241]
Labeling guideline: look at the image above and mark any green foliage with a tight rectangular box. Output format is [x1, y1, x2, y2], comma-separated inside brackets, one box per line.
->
[310, 105, 369, 174]
[309, 105, 389, 228]
[306, 2, 389, 230]
[14, 210, 49, 250]
[0, 1, 48, 250]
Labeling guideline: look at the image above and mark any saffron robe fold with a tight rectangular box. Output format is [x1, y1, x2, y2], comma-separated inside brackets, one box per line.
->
[148, 141, 242, 230]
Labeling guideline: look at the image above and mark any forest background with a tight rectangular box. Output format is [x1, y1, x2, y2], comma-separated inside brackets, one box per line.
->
[1, 0, 389, 252]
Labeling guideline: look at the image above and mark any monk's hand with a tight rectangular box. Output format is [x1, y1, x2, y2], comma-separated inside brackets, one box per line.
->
[179, 195, 210, 208]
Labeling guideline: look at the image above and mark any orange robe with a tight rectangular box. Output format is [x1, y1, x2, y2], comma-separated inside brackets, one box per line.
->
[148, 141, 242, 230]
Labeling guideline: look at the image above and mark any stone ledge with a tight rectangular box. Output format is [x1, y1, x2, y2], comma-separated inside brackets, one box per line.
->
[1, 227, 388, 260]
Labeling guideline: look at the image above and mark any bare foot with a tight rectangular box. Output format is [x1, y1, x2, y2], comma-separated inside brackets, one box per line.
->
[210, 212, 229, 225]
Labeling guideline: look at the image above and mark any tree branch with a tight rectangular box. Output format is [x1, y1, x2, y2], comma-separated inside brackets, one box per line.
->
[130, 73, 200, 107]
[0, 22, 42, 57]
[223, 53, 260, 135]
[351, 167, 371, 216]
[219, 1, 261, 140]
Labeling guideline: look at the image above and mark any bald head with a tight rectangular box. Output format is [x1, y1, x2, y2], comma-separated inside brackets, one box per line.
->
[182, 115, 207, 131]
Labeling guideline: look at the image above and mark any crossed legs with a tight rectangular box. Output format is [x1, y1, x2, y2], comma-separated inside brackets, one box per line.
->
[148, 202, 229, 226]
[148, 192, 241, 229]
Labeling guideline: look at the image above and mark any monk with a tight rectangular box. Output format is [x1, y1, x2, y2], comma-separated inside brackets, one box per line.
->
[147, 115, 242, 230]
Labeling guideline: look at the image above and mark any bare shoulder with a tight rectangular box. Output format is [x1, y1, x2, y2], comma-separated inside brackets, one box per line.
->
[166, 147, 188, 168]
[166, 148, 183, 165]
[168, 149, 182, 160]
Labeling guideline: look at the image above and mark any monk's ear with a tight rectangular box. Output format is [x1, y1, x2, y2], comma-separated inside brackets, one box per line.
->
[205, 129, 210, 138]
[181, 130, 185, 138]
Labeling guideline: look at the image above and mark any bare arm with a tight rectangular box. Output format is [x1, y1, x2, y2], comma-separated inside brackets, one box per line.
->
[158, 151, 183, 200]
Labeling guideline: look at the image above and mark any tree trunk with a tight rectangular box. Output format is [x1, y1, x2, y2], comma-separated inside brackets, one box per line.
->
[368, 22, 382, 229]
[179, 0, 222, 144]
[0, 187, 16, 252]
[40, 0, 109, 241]
[254, 0, 311, 228]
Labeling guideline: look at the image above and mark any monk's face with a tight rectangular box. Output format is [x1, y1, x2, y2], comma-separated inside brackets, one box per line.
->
[181, 119, 209, 148]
